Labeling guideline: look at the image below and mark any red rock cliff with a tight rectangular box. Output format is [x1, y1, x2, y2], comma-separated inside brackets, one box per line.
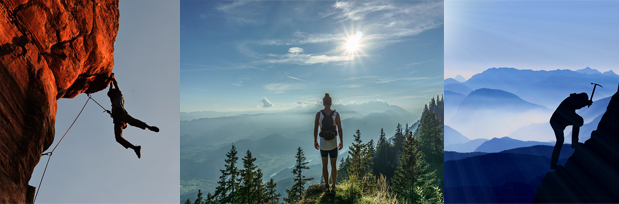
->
[0, 1, 119, 202]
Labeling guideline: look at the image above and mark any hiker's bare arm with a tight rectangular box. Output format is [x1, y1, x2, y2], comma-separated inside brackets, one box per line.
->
[336, 113, 343, 150]
[314, 112, 320, 150]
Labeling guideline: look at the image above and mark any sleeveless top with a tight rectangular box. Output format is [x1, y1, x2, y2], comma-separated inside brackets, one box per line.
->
[319, 109, 339, 151]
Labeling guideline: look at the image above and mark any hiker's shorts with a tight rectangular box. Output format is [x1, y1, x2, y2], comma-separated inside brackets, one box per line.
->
[320, 148, 338, 158]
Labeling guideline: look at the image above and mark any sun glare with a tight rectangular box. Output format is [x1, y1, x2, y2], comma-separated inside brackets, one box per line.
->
[345, 31, 363, 54]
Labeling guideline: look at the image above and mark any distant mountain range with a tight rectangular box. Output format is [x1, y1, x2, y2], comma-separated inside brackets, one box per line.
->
[455, 67, 618, 108]
[181, 101, 417, 149]
[449, 88, 551, 140]
[444, 78, 472, 95]
[445, 67, 616, 141]
[474, 137, 553, 153]
[444, 90, 465, 121]
[444, 125, 469, 146]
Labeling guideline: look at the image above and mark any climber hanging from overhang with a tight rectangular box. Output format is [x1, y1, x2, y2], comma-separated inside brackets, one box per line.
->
[106, 73, 159, 158]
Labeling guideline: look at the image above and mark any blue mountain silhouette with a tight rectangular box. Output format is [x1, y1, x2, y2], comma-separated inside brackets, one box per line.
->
[458, 88, 549, 111]
[445, 125, 469, 146]
[475, 137, 553, 153]
[445, 78, 473, 95]
[463, 67, 618, 108]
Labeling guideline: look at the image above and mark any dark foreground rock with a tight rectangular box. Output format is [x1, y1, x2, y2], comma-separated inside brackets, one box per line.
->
[534, 87, 619, 202]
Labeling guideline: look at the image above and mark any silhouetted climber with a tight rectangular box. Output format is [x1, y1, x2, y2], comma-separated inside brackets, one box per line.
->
[314, 93, 343, 193]
[107, 73, 159, 158]
[549, 92, 591, 169]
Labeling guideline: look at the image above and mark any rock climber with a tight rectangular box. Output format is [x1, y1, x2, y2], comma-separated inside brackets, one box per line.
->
[549, 92, 591, 169]
[107, 73, 159, 158]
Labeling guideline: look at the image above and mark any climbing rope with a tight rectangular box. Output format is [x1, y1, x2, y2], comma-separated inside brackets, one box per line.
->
[33, 96, 91, 203]
[88, 94, 111, 115]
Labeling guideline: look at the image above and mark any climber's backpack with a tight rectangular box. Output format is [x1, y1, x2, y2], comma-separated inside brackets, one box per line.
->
[319, 110, 337, 140]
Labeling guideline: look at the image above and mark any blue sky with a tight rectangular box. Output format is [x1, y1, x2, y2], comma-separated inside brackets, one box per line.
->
[446, 0, 619, 79]
[181, 0, 444, 114]
[29, 1, 179, 202]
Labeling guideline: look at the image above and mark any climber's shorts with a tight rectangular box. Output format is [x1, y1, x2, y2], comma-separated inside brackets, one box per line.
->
[320, 148, 337, 158]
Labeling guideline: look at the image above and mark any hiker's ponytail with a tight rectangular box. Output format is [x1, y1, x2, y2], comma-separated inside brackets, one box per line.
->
[323, 93, 332, 106]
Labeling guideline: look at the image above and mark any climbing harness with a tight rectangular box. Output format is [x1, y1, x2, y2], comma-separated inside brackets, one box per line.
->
[33, 94, 110, 203]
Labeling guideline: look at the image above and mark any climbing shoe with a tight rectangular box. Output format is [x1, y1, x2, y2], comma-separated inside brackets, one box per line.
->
[148, 126, 159, 132]
[135, 146, 142, 159]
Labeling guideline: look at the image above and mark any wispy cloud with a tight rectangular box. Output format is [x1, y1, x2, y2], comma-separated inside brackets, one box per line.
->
[375, 76, 442, 84]
[264, 52, 353, 65]
[331, 1, 396, 22]
[264, 82, 304, 93]
[180, 63, 259, 71]
[232, 81, 243, 86]
[216, 0, 265, 25]
[217, 1, 252, 12]
[344, 76, 378, 81]
[287, 75, 309, 83]
[295, 100, 320, 107]
[345, 84, 363, 88]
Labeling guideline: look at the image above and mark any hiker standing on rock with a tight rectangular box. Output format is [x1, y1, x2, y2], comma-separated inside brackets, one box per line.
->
[314, 93, 343, 193]
[549, 92, 591, 169]
[107, 73, 159, 158]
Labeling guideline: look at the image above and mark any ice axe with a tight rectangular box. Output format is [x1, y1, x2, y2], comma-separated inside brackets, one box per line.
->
[589, 83, 603, 107]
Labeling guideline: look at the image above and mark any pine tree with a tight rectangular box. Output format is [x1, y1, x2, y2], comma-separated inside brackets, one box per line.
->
[373, 128, 397, 179]
[209, 144, 239, 203]
[284, 147, 312, 204]
[377, 128, 387, 149]
[348, 129, 364, 182]
[337, 155, 351, 182]
[265, 178, 280, 204]
[419, 112, 443, 165]
[392, 130, 438, 202]
[193, 189, 204, 204]
[393, 124, 404, 155]
[367, 139, 375, 156]
[238, 150, 265, 203]
[347, 129, 374, 190]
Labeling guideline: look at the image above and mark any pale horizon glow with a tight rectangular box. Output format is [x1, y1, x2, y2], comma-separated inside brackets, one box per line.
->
[445, 0, 619, 79]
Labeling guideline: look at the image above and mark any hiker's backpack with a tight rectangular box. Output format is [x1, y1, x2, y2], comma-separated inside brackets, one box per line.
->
[320, 110, 337, 140]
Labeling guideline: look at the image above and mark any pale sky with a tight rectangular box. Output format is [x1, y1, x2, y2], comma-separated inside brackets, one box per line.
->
[445, 0, 619, 80]
[29, 1, 180, 202]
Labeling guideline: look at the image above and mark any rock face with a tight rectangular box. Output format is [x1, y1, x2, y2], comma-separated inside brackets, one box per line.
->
[534, 86, 619, 202]
[0, 1, 119, 202]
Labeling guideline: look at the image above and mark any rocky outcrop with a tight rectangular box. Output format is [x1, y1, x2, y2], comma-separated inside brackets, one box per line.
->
[0, 1, 119, 203]
[534, 86, 619, 202]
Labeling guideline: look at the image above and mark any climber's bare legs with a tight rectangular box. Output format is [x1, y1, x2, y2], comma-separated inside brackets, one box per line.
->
[114, 123, 141, 158]
[118, 111, 159, 132]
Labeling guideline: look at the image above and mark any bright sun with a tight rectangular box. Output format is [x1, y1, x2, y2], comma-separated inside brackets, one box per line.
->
[345, 31, 363, 53]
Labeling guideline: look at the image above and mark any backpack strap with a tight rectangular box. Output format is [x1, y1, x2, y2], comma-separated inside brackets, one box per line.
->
[329, 109, 336, 117]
